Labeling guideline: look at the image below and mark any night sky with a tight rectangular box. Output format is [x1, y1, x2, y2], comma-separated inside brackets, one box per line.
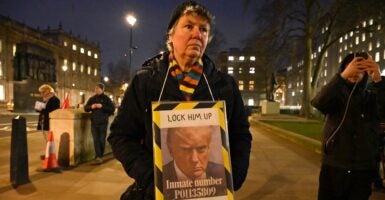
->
[0, 0, 255, 74]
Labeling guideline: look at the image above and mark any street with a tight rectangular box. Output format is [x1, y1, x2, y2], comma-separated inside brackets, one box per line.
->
[0, 117, 384, 199]
[0, 113, 39, 137]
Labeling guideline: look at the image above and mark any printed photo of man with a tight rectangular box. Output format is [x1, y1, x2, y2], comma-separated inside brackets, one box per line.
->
[162, 125, 227, 199]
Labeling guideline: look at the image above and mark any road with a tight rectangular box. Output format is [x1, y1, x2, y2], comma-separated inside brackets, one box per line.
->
[0, 113, 39, 137]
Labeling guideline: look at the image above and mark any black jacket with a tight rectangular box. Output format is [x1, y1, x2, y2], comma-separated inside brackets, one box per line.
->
[84, 93, 115, 124]
[108, 52, 251, 191]
[37, 95, 60, 131]
[311, 74, 385, 170]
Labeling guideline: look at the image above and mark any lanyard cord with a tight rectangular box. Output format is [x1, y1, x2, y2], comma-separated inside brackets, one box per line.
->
[157, 68, 215, 102]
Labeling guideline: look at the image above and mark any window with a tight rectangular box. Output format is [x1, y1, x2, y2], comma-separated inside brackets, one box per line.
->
[63, 41, 67, 47]
[72, 62, 76, 71]
[239, 56, 244, 61]
[94, 68, 98, 76]
[249, 67, 255, 74]
[375, 52, 380, 62]
[87, 66, 91, 75]
[94, 53, 98, 59]
[87, 50, 92, 56]
[247, 99, 254, 106]
[227, 67, 233, 74]
[0, 61, 2, 77]
[291, 91, 295, 97]
[13, 44, 16, 56]
[72, 44, 77, 51]
[362, 33, 366, 42]
[80, 64, 84, 73]
[63, 59, 68, 66]
[369, 42, 372, 51]
[238, 80, 244, 91]
[238, 67, 243, 74]
[250, 56, 255, 61]
[228, 56, 234, 61]
[324, 69, 327, 77]
[249, 80, 254, 91]
[80, 48, 85, 54]
[355, 37, 359, 45]
[0, 84, 4, 100]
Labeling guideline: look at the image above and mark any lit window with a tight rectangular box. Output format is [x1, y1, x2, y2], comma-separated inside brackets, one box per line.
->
[87, 66, 91, 75]
[349, 31, 353, 37]
[288, 83, 292, 89]
[369, 42, 372, 51]
[249, 80, 254, 91]
[227, 67, 234, 74]
[378, 24, 381, 30]
[64, 41, 67, 47]
[238, 67, 243, 74]
[287, 66, 292, 71]
[324, 69, 327, 76]
[339, 56, 342, 63]
[291, 91, 295, 97]
[369, 18, 373, 25]
[247, 99, 254, 106]
[72, 62, 76, 71]
[64, 59, 68, 66]
[250, 56, 255, 61]
[362, 33, 366, 42]
[324, 81, 327, 86]
[88, 50, 92, 56]
[238, 80, 244, 91]
[383, 50, 385, 59]
[355, 37, 359, 45]
[94, 68, 98, 76]
[382, 69, 385, 76]
[239, 56, 245, 61]
[370, 32, 373, 38]
[296, 82, 299, 87]
[80, 64, 84, 73]
[344, 44, 347, 50]
[94, 53, 98, 59]
[339, 47, 342, 53]
[228, 56, 234, 61]
[0, 61, 2, 77]
[80, 48, 85, 54]
[375, 52, 380, 62]
[363, 21, 366, 27]
[249, 67, 255, 74]
[72, 44, 77, 51]
[377, 41, 380, 48]
[13, 44, 16, 56]
[339, 37, 343, 43]
[325, 51, 328, 57]
[344, 34, 348, 40]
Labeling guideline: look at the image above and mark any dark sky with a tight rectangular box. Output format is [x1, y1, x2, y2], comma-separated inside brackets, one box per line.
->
[0, 0, 255, 74]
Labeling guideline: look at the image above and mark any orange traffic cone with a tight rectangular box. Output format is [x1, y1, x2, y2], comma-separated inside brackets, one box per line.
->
[41, 131, 61, 172]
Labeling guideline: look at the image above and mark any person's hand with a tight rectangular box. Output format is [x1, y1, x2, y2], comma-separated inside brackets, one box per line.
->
[340, 56, 367, 81]
[91, 103, 102, 109]
[363, 55, 381, 83]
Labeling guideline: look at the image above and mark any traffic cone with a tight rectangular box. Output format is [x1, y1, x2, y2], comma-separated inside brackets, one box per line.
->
[40, 131, 61, 172]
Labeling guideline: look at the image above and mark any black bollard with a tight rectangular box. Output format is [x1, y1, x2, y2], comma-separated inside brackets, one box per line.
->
[10, 116, 30, 187]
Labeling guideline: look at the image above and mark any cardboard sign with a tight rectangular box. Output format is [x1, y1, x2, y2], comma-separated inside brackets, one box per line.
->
[152, 101, 234, 200]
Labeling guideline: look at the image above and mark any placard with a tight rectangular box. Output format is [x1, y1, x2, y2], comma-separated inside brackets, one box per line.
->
[152, 101, 234, 200]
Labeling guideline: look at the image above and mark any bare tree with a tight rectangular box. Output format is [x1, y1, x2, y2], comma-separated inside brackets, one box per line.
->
[245, 0, 385, 118]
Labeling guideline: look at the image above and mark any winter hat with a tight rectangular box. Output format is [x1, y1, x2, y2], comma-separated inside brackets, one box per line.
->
[167, 0, 214, 33]
[96, 83, 105, 91]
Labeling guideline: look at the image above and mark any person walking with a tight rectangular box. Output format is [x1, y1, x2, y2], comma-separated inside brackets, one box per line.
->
[84, 83, 115, 164]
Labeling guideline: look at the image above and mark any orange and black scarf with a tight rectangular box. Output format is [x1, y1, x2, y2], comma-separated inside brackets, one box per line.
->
[168, 53, 203, 101]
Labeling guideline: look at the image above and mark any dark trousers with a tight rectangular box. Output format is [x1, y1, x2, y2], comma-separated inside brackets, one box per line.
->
[91, 123, 108, 158]
[318, 164, 375, 200]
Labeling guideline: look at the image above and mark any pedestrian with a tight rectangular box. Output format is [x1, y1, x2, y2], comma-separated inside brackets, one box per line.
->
[108, 1, 252, 199]
[84, 83, 115, 164]
[36, 84, 60, 131]
[311, 52, 385, 199]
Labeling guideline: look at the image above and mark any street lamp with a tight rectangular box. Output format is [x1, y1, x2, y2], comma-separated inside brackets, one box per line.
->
[126, 14, 137, 80]
[62, 65, 68, 99]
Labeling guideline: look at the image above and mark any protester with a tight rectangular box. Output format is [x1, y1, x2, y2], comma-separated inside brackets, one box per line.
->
[108, 1, 252, 199]
[311, 52, 385, 199]
[84, 83, 115, 164]
[36, 84, 60, 131]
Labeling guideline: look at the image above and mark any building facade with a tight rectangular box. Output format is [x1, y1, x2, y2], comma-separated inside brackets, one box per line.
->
[284, 18, 385, 108]
[0, 15, 101, 112]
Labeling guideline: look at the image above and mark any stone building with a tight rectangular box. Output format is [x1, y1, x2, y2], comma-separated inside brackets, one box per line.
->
[0, 15, 101, 112]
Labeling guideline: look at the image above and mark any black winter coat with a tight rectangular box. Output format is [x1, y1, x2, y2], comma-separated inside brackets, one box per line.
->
[84, 93, 115, 124]
[108, 52, 252, 192]
[37, 95, 60, 131]
[311, 74, 385, 170]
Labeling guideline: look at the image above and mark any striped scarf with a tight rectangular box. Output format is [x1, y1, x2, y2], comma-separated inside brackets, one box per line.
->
[168, 53, 203, 101]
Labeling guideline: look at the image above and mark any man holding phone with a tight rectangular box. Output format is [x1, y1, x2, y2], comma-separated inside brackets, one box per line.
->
[311, 52, 385, 199]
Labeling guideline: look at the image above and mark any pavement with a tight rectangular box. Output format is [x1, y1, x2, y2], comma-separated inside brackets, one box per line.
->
[0, 114, 384, 199]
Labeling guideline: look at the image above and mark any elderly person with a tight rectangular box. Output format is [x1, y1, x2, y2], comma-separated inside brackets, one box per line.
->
[108, 1, 252, 199]
[36, 84, 60, 131]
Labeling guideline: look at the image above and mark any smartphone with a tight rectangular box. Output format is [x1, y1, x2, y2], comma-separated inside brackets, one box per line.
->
[355, 52, 368, 60]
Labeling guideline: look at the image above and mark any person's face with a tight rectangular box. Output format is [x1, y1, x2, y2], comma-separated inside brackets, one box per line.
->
[168, 126, 212, 179]
[169, 14, 210, 62]
[94, 86, 103, 95]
